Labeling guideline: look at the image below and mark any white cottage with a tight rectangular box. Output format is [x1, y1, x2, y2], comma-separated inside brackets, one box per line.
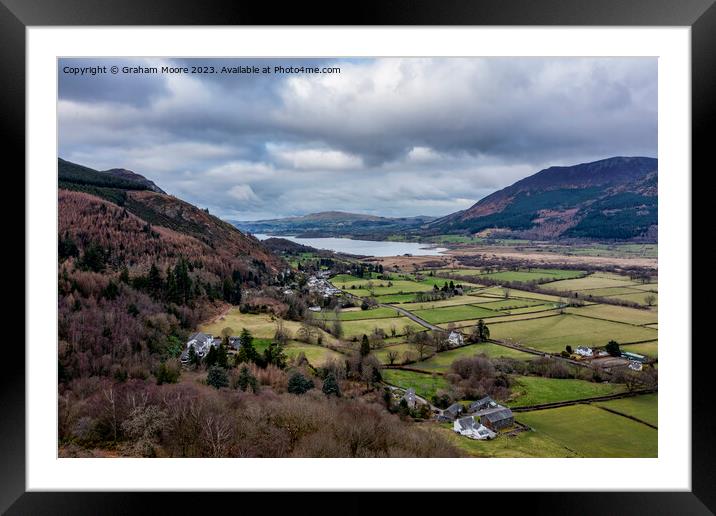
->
[575, 346, 593, 357]
[448, 331, 464, 347]
[453, 416, 496, 440]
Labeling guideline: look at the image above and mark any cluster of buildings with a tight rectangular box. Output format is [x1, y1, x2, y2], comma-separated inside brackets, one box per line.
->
[572, 345, 648, 371]
[307, 273, 343, 298]
[179, 332, 243, 364]
[439, 396, 515, 440]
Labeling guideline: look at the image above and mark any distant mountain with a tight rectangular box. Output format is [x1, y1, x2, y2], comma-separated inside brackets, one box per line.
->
[232, 211, 436, 239]
[428, 157, 657, 240]
[58, 158, 283, 278]
[59, 158, 166, 194]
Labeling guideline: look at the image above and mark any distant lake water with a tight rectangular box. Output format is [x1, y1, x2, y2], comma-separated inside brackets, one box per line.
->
[253, 234, 448, 257]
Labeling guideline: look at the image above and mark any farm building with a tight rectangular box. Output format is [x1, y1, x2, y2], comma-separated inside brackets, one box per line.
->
[180, 332, 219, 363]
[622, 351, 647, 363]
[439, 403, 465, 421]
[448, 331, 464, 347]
[469, 396, 498, 413]
[575, 346, 593, 357]
[628, 361, 644, 371]
[453, 416, 496, 440]
[479, 407, 515, 431]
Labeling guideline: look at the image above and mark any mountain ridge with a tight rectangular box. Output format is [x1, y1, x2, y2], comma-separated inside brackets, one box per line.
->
[428, 156, 658, 240]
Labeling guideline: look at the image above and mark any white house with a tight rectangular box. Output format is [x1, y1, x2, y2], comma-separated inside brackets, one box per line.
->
[575, 346, 593, 357]
[453, 416, 496, 440]
[628, 361, 643, 371]
[448, 331, 464, 347]
[180, 332, 218, 363]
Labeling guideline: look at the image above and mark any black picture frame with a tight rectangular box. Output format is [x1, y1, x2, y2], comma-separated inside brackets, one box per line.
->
[3, 0, 712, 513]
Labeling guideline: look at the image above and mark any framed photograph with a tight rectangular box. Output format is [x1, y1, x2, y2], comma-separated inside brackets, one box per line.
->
[5, 0, 712, 513]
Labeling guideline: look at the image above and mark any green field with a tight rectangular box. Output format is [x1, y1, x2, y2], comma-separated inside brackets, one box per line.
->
[475, 298, 547, 311]
[477, 269, 585, 284]
[545, 274, 637, 292]
[373, 343, 417, 365]
[438, 425, 578, 458]
[565, 304, 658, 326]
[415, 343, 534, 371]
[411, 305, 501, 324]
[620, 341, 658, 358]
[315, 307, 402, 321]
[371, 293, 420, 303]
[433, 268, 484, 276]
[395, 295, 489, 311]
[440, 310, 564, 330]
[476, 286, 562, 302]
[604, 291, 659, 306]
[381, 369, 449, 399]
[517, 404, 657, 457]
[489, 314, 657, 353]
[580, 286, 646, 297]
[508, 376, 626, 407]
[284, 342, 345, 367]
[595, 394, 658, 427]
[201, 309, 338, 345]
[340, 317, 425, 339]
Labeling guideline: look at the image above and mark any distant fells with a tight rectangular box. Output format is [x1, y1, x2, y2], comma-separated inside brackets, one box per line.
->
[429, 156, 658, 240]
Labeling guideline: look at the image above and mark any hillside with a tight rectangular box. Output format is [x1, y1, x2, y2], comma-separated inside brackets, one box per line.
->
[59, 158, 166, 193]
[232, 211, 435, 239]
[58, 157, 284, 284]
[428, 157, 657, 240]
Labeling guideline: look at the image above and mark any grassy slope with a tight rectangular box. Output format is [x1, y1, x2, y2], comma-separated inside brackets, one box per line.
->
[508, 376, 625, 407]
[489, 314, 657, 352]
[518, 404, 657, 457]
[415, 344, 534, 371]
[594, 393, 658, 427]
[381, 369, 449, 399]
[437, 426, 578, 458]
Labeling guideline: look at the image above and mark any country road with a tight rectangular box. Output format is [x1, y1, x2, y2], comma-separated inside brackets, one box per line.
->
[327, 277, 448, 332]
[378, 303, 445, 332]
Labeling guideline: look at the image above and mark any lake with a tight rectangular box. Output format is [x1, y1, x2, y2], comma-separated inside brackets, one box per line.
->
[253, 234, 448, 257]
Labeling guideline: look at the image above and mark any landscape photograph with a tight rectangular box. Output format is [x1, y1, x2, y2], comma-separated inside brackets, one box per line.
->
[57, 57, 658, 458]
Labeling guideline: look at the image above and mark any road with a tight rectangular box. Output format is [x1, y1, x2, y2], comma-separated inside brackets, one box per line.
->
[378, 302, 445, 332]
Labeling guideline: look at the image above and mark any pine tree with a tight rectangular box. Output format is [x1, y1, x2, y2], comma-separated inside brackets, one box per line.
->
[263, 341, 287, 369]
[360, 334, 371, 357]
[236, 328, 258, 364]
[236, 365, 258, 393]
[187, 345, 200, 370]
[206, 366, 229, 389]
[216, 344, 229, 368]
[287, 372, 314, 395]
[322, 372, 341, 397]
[148, 263, 163, 299]
[204, 345, 219, 369]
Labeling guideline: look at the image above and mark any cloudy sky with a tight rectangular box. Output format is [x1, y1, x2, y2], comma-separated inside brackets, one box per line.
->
[58, 57, 657, 221]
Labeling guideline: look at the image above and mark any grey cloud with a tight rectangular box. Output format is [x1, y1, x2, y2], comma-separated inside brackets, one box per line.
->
[58, 57, 657, 219]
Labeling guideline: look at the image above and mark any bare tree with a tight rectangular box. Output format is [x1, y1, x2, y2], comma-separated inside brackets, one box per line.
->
[411, 332, 434, 361]
[386, 350, 399, 365]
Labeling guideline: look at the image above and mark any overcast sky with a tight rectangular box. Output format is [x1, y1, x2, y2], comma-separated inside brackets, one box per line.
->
[58, 57, 657, 220]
